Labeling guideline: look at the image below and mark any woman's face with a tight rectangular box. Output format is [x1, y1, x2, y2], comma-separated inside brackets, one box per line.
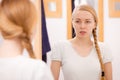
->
[72, 10, 96, 38]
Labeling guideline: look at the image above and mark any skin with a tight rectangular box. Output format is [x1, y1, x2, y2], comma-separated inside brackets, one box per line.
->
[72, 10, 95, 39]
[0, 38, 23, 58]
[104, 62, 112, 80]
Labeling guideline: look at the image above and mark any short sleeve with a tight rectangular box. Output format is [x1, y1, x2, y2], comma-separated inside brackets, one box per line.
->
[33, 61, 54, 80]
[99, 43, 113, 64]
[50, 42, 63, 61]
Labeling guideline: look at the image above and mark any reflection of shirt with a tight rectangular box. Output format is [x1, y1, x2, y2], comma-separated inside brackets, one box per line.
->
[51, 40, 112, 80]
[0, 55, 54, 80]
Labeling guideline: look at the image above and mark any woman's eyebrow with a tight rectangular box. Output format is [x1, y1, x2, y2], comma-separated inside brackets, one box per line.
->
[85, 19, 94, 21]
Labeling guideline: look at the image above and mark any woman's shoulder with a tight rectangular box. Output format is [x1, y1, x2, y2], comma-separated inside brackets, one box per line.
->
[21, 56, 47, 67]
[28, 58, 54, 79]
[98, 42, 110, 50]
[97, 42, 112, 63]
[20, 57, 54, 80]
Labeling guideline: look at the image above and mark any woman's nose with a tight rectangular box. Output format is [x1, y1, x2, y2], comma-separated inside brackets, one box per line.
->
[80, 22, 85, 29]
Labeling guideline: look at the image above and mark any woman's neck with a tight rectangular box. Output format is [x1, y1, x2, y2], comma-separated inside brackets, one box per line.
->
[70, 37, 93, 47]
[0, 39, 23, 58]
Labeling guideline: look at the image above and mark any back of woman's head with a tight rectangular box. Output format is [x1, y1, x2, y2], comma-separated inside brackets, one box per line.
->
[0, 0, 37, 58]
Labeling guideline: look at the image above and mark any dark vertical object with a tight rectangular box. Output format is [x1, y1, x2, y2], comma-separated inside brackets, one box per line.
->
[41, 0, 51, 62]
[72, 0, 75, 38]
[72, 0, 75, 11]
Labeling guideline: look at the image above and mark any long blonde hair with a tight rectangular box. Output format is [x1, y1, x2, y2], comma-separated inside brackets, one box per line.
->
[72, 5, 104, 80]
[0, 0, 37, 58]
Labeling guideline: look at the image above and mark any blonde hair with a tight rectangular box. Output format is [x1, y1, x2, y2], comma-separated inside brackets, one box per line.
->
[72, 5, 104, 79]
[0, 0, 37, 58]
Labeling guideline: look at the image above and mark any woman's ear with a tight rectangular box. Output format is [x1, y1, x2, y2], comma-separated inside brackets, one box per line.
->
[72, 20, 75, 28]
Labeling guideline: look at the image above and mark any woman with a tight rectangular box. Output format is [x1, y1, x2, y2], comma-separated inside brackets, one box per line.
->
[51, 5, 112, 80]
[0, 0, 53, 80]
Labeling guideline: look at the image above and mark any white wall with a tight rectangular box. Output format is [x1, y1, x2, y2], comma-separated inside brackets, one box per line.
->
[104, 0, 120, 80]
[46, 0, 67, 46]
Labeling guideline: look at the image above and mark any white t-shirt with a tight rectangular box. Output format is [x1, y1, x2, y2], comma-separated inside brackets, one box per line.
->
[51, 40, 112, 80]
[0, 55, 54, 80]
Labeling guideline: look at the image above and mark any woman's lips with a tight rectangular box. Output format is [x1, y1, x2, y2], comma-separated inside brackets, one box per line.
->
[79, 31, 86, 35]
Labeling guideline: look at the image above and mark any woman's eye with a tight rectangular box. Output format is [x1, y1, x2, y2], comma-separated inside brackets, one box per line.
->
[75, 21, 80, 23]
[86, 21, 91, 23]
